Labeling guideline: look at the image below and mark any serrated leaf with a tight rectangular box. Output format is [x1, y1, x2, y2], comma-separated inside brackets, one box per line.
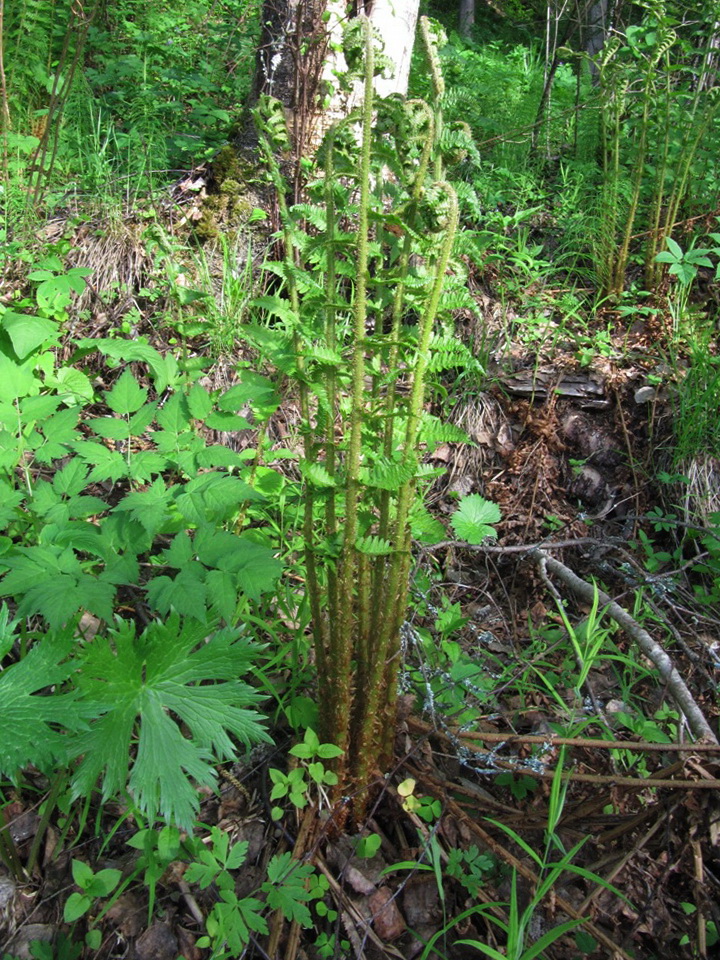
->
[112, 479, 172, 537]
[75, 338, 172, 391]
[226, 840, 249, 870]
[176, 474, 263, 525]
[0, 638, 85, 777]
[155, 393, 190, 434]
[0, 352, 37, 402]
[204, 411, 253, 431]
[72, 441, 127, 483]
[205, 569, 238, 623]
[187, 383, 213, 420]
[163, 532, 194, 569]
[53, 459, 89, 497]
[251, 295, 299, 325]
[128, 450, 169, 482]
[450, 494, 501, 544]
[106, 370, 147, 416]
[0, 481, 24, 526]
[196, 445, 246, 469]
[71, 616, 271, 830]
[87, 416, 132, 441]
[195, 529, 282, 602]
[419, 412, 470, 447]
[262, 852, 313, 927]
[0, 546, 115, 627]
[127, 402, 158, 436]
[409, 502, 446, 544]
[146, 565, 208, 621]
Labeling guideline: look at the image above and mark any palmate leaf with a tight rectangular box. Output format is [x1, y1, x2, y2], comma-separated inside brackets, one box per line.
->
[262, 853, 314, 927]
[450, 494, 501, 545]
[71, 615, 271, 830]
[0, 636, 86, 777]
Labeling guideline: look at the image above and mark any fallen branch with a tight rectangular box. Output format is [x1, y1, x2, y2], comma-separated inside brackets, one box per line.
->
[408, 717, 720, 752]
[531, 549, 718, 744]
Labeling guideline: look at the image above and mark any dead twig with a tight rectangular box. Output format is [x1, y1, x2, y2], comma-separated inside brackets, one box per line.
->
[531, 549, 718, 744]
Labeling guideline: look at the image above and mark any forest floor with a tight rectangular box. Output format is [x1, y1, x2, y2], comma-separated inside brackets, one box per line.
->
[3, 198, 720, 960]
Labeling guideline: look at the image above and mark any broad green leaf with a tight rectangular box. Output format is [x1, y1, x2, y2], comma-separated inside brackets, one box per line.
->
[0, 352, 37, 401]
[155, 393, 190, 434]
[205, 569, 238, 623]
[113, 479, 172, 537]
[196, 531, 282, 601]
[226, 840, 249, 870]
[75, 338, 172, 390]
[87, 867, 122, 897]
[0, 545, 115, 627]
[45, 365, 94, 404]
[146, 565, 208, 621]
[128, 450, 169, 483]
[87, 416, 132, 441]
[71, 616, 271, 830]
[72, 441, 127, 483]
[127, 402, 158, 436]
[175, 474, 263, 526]
[262, 853, 314, 927]
[0, 482, 24, 526]
[63, 892, 92, 923]
[163, 532, 194, 569]
[187, 383, 213, 420]
[53, 459, 90, 497]
[450, 494, 501, 544]
[71, 859, 94, 888]
[197, 445, 247, 469]
[2, 312, 58, 358]
[34, 407, 81, 463]
[204, 411, 253, 431]
[20, 394, 61, 422]
[106, 370, 147, 416]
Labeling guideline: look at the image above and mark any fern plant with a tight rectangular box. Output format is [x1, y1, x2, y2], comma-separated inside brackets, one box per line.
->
[251, 16, 494, 817]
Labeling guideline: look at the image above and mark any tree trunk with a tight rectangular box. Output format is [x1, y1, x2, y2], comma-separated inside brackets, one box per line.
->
[249, 0, 420, 162]
[459, 0, 475, 39]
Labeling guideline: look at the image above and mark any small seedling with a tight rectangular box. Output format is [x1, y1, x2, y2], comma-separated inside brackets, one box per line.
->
[63, 859, 122, 923]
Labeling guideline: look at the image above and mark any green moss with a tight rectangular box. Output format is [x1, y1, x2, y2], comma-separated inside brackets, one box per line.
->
[220, 178, 241, 195]
[213, 145, 241, 184]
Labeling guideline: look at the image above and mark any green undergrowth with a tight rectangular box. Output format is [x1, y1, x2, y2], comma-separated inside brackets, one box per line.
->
[2, 4, 720, 957]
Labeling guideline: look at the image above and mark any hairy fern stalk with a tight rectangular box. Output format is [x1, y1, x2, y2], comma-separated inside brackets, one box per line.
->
[252, 16, 480, 816]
